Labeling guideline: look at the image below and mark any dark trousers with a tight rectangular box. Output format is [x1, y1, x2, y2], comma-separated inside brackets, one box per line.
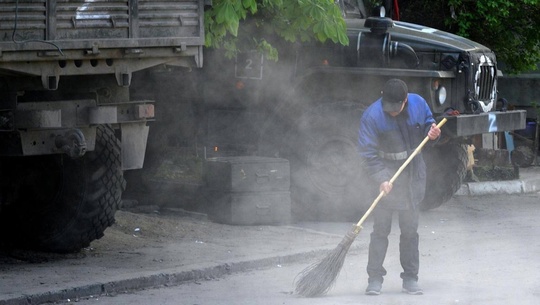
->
[366, 207, 420, 283]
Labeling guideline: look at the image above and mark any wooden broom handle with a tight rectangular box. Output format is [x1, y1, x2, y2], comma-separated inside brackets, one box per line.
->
[355, 118, 448, 230]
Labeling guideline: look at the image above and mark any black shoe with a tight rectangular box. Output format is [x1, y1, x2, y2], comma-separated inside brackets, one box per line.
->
[365, 281, 382, 295]
[402, 279, 423, 295]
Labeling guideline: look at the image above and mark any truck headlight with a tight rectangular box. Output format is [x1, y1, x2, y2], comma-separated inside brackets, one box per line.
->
[437, 86, 447, 105]
[432, 80, 447, 106]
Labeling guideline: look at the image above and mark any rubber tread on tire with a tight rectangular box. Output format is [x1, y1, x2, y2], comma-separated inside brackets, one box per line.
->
[0, 125, 125, 253]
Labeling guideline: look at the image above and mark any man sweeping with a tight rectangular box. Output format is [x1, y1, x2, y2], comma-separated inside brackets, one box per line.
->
[358, 78, 441, 295]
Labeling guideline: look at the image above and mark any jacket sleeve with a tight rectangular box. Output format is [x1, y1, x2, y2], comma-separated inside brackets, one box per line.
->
[358, 113, 392, 185]
[423, 101, 442, 148]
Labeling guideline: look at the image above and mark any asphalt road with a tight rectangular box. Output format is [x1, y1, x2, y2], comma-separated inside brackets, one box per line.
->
[68, 193, 540, 305]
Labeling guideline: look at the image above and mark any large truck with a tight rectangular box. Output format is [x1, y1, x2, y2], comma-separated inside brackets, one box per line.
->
[0, 0, 205, 252]
[196, 0, 526, 220]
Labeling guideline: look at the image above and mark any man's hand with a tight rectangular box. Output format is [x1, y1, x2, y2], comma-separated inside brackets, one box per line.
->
[428, 123, 441, 140]
[380, 181, 393, 195]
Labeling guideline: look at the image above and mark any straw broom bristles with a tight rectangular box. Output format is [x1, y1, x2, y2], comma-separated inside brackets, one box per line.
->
[294, 225, 362, 297]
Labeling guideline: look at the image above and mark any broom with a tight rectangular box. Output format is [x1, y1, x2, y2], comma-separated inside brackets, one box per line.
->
[294, 117, 447, 297]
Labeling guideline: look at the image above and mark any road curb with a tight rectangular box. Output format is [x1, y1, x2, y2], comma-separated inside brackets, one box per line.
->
[455, 167, 540, 196]
[522, 176, 540, 193]
[0, 248, 334, 305]
[456, 180, 525, 196]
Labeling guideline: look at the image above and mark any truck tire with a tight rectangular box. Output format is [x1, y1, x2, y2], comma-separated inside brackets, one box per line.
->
[259, 101, 372, 221]
[0, 125, 125, 253]
[511, 145, 535, 168]
[420, 142, 468, 210]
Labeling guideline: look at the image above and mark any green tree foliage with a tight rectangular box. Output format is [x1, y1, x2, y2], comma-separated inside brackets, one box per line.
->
[446, 0, 540, 73]
[204, 0, 349, 60]
[401, 0, 540, 73]
[205, 0, 540, 73]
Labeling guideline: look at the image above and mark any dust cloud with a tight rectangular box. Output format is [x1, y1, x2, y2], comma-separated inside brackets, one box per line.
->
[126, 45, 385, 224]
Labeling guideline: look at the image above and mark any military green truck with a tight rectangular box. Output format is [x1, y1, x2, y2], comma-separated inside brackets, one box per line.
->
[0, 0, 205, 252]
[198, 0, 526, 220]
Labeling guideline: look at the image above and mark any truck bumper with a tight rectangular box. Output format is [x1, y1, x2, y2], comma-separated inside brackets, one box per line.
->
[1, 100, 154, 170]
[441, 110, 527, 137]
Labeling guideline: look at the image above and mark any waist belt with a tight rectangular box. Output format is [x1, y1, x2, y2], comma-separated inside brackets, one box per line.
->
[378, 150, 408, 161]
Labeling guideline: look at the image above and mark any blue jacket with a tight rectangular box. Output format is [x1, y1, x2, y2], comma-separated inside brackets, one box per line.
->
[358, 93, 435, 209]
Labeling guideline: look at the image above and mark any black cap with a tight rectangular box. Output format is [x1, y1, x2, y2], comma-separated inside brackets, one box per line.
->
[382, 79, 408, 112]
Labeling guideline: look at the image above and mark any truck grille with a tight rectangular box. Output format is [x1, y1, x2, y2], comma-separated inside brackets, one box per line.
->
[475, 64, 496, 101]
